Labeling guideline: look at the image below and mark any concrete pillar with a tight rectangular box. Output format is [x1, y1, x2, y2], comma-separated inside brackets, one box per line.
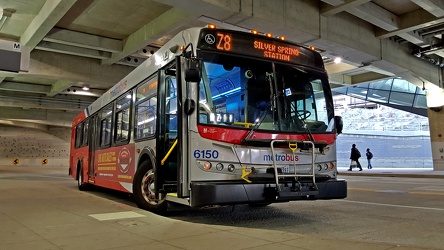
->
[427, 89, 444, 170]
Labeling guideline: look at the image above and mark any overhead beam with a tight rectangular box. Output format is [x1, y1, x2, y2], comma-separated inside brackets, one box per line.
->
[351, 72, 390, 84]
[329, 74, 353, 85]
[48, 80, 75, 97]
[0, 81, 50, 94]
[410, 0, 444, 17]
[102, 8, 192, 65]
[397, 31, 428, 45]
[376, 9, 444, 39]
[36, 41, 112, 60]
[0, 106, 77, 127]
[328, 71, 389, 85]
[21, 0, 77, 49]
[43, 28, 122, 53]
[355, 3, 428, 45]
[321, 0, 371, 17]
[59, 87, 106, 97]
[0, 95, 90, 112]
[0, 79, 103, 98]
[19, 50, 132, 85]
[322, 1, 398, 30]
[322, 1, 428, 45]
[325, 62, 357, 75]
[0, 120, 49, 131]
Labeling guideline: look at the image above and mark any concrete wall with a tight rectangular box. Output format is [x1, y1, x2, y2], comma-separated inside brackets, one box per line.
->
[0, 125, 70, 167]
[0, 124, 432, 169]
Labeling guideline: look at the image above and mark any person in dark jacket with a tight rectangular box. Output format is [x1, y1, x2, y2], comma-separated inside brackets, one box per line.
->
[366, 148, 373, 169]
[348, 144, 363, 171]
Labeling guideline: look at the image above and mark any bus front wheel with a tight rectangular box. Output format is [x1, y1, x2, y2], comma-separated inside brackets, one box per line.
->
[133, 162, 167, 214]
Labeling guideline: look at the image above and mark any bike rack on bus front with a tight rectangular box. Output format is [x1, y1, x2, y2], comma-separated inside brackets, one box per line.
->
[270, 140, 317, 192]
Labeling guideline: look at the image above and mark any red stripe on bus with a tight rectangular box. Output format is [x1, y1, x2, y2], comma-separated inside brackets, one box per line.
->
[197, 125, 336, 144]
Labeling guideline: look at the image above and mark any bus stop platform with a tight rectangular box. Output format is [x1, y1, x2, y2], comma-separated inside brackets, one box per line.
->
[1, 165, 443, 250]
[337, 167, 444, 179]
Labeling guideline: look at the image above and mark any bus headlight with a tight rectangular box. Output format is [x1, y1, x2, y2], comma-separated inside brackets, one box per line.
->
[216, 163, 224, 171]
[317, 164, 322, 171]
[324, 163, 329, 170]
[203, 161, 212, 170]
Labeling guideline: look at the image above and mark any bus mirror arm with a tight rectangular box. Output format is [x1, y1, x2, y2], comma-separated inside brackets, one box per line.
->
[185, 59, 201, 83]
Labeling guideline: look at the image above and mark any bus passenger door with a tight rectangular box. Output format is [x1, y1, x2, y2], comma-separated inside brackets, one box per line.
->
[88, 115, 98, 181]
[156, 63, 180, 196]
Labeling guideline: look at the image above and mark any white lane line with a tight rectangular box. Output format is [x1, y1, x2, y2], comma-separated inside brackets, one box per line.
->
[0, 174, 71, 179]
[340, 199, 444, 211]
[89, 211, 146, 221]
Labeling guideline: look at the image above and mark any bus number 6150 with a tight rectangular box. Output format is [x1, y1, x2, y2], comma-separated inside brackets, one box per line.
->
[194, 150, 219, 159]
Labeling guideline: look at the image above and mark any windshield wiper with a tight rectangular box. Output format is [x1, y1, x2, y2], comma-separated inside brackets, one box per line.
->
[242, 102, 272, 142]
[243, 71, 277, 142]
[270, 63, 284, 130]
[283, 95, 315, 142]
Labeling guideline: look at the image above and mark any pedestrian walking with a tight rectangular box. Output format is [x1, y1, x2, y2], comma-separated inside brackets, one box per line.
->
[348, 144, 363, 171]
[366, 148, 373, 169]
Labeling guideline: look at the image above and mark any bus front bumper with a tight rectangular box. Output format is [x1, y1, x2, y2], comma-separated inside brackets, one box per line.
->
[190, 179, 347, 208]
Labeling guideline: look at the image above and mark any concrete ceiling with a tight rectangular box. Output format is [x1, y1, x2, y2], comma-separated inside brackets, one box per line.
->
[0, 0, 443, 129]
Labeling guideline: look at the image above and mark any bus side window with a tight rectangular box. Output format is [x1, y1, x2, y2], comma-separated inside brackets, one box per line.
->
[80, 119, 89, 147]
[135, 77, 158, 140]
[115, 91, 132, 143]
[135, 97, 157, 139]
[100, 104, 113, 147]
[75, 123, 83, 148]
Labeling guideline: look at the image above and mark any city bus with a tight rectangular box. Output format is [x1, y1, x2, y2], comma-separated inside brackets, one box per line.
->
[69, 25, 347, 214]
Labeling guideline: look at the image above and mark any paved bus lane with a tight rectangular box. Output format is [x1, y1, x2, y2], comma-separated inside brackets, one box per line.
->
[1, 165, 443, 250]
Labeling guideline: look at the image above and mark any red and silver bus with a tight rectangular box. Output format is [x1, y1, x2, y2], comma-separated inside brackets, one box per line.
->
[70, 25, 347, 214]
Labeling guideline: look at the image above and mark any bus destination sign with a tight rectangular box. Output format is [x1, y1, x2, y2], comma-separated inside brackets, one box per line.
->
[198, 29, 322, 68]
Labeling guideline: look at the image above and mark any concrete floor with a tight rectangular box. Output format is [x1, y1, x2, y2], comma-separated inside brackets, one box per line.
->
[0, 165, 442, 250]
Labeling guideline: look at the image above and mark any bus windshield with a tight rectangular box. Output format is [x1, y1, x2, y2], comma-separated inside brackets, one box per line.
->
[197, 52, 333, 133]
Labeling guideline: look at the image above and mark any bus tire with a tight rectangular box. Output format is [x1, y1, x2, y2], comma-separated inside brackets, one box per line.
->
[77, 164, 88, 191]
[133, 161, 167, 214]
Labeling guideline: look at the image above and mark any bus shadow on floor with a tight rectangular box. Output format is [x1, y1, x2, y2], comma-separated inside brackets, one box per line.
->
[72, 183, 316, 227]
[167, 202, 316, 228]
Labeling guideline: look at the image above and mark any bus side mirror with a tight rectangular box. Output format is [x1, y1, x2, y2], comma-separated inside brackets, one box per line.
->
[334, 116, 343, 134]
[184, 98, 195, 115]
[185, 60, 201, 83]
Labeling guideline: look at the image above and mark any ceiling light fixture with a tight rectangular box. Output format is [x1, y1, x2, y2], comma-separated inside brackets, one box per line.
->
[82, 85, 90, 91]
[334, 57, 342, 64]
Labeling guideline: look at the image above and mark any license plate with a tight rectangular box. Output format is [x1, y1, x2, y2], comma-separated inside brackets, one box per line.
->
[281, 165, 290, 173]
